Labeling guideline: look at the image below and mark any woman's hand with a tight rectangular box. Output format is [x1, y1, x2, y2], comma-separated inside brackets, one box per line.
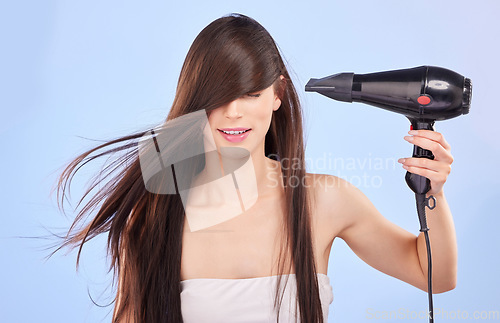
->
[398, 129, 454, 195]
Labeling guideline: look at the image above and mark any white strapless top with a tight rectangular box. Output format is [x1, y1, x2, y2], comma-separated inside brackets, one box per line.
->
[180, 273, 333, 322]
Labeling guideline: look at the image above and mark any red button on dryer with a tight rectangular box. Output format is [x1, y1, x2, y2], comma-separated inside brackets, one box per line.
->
[417, 95, 431, 105]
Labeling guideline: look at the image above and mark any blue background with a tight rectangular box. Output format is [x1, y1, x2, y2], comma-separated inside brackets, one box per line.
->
[1, 0, 499, 322]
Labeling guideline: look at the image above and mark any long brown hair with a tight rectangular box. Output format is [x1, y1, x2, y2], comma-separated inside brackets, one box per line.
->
[53, 13, 324, 322]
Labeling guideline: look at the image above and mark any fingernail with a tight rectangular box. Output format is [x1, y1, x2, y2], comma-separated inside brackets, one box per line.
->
[404, 136, 414, 142]
[408, 130, 418, 135]
[398, 158, 406, 163]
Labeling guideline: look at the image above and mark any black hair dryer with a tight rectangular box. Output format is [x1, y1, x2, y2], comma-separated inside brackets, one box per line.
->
[306, 66, 472, 322]
[305, 65, 472, 197]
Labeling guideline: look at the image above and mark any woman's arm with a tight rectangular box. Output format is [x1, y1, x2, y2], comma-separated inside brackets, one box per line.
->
[417, 189, 457, 292]
[315, 129, 457, 293]
[332, 179, 456, 293]
[401, 129, 458, 292]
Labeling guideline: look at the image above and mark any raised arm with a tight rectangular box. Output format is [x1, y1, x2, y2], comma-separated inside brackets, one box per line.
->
[313, 130, 457, 293]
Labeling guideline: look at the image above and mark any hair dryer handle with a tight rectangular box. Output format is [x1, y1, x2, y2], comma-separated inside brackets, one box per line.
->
[405, 119, 435, 195]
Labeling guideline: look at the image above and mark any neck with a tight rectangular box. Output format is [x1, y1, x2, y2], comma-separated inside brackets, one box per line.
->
[196, 141, 283, 202]
[182, 140, 283, 231]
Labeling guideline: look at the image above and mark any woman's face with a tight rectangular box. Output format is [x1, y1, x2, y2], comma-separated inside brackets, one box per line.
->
[205, 81, 282, 157]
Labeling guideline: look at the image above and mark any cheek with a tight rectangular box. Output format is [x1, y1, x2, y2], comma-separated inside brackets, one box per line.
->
[207, 110, 222, 126]
[254, 97, 275, 122]
[256, 108, 272, 122]
[258, 102, 275, 126]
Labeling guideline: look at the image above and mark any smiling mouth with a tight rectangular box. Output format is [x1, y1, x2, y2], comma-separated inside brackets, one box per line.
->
[216, 128, 252, 143]
[217, 128, 252, 135]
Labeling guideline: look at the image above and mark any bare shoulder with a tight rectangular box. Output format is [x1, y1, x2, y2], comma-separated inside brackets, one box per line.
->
[304, 173, 360, 241]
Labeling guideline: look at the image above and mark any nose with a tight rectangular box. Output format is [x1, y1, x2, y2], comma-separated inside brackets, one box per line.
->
[223, 99, 243, 119]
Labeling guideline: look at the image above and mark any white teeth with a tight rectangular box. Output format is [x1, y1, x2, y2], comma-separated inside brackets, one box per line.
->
[222, 130, 246, 135]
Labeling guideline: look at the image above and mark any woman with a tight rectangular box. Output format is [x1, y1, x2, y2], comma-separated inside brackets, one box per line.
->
[54, 13, 457, 322]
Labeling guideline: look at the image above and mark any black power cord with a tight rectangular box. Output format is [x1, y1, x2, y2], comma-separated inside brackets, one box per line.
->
[405, 120, 438, 323]
[407, 181, 436, 323]
[416, 193, 436, 323]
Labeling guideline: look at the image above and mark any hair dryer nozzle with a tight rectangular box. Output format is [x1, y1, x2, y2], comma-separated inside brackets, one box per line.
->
[305, 73, 354, 102]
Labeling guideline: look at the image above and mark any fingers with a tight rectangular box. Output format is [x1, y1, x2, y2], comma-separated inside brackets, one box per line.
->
[409, 129, 451, 151]
[398, 129, 453, 195]
[404, 130, 454, 164]
[399, 159, 448, 194]
[398, 157, 452, 175]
